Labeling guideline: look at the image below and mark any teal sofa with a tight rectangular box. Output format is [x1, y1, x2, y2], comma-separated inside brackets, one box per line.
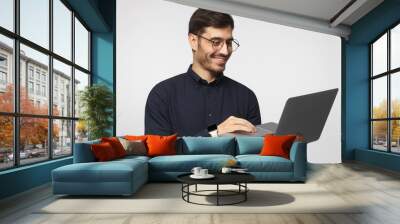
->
[52, 136, 307, 196]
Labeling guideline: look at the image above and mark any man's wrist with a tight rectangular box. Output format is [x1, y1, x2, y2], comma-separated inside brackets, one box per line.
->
[209, 129, 218, 137]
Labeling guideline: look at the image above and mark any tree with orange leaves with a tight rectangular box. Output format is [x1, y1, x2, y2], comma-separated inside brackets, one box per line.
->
[0, 84, 60, 151]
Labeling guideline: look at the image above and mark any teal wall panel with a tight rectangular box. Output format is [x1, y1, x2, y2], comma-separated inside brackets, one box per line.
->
[0, 158, 72, 199]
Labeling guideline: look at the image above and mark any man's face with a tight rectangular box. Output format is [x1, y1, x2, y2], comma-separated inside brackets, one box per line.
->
[190, 26, 234, 74]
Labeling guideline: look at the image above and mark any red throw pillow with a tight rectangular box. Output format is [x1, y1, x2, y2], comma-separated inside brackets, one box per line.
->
[91, 142, 118, 161]
[101, 137, 127, 158]
[259, 134, 297, 159]
[146, 134, 177, 157]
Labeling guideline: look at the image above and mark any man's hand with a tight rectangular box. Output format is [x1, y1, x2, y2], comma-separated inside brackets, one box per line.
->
[217, 116, 257, 136]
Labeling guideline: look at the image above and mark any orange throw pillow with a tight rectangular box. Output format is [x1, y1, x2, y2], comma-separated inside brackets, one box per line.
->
[91, 142, 118, 161]
[259, 134, 297, 159]
[125, 135, 148, 141]
[146, 134, 177, 157]
[101, 137, 127, 158]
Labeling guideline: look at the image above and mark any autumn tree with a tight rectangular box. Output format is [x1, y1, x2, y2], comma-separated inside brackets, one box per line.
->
[0, 84, 60, 152]
[0, 85, 14, 150]
[373, 99, 400, 143]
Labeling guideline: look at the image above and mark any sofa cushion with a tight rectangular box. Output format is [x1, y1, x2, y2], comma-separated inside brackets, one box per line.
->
[236, 155, 293, 172]
[148, 154, 235, 172]
[115, 155, 150, 163]
[118, 138, 147, 156]
[178, 137, 235, 155]
[235, 136, 264, 155]
[52, 158, 148, 183]
[124, 135, 148, 141]
[91, 142, 118, 161]
[147, 134, 178, 157]
[101, 137, 127, 158]
[259, 134, 297, 159]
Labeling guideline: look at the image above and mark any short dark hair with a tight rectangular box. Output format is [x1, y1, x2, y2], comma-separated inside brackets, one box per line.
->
[189, 8, 234, 35]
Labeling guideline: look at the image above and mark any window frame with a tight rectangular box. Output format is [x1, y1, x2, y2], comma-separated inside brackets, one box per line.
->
[370, 20, 400, 154]
[0, 0, 92, 171]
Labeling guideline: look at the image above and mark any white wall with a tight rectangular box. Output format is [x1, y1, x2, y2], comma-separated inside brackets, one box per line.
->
[116, 0, 341, 163]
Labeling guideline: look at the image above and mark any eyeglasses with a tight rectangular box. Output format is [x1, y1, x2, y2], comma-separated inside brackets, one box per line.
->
[194, 34, 240, 52]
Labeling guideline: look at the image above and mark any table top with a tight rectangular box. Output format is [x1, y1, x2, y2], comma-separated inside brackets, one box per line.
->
[177, 172, 255, 185]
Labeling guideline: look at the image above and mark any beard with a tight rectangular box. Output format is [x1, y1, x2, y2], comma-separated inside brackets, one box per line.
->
[196, 47, 230, 75]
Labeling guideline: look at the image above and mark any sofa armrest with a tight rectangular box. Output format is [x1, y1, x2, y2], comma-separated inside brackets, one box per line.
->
[289, 141, 307, 181]
[73, 140, 100, 163]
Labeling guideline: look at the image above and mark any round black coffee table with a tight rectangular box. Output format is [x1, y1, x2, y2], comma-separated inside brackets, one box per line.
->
[177, 173, 255, 206]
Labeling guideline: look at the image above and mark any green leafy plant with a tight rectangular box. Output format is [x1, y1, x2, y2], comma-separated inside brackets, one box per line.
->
[79, 84, 113, 140]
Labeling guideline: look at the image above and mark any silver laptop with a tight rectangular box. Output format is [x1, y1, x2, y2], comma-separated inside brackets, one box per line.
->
[221, 88, 338, 143]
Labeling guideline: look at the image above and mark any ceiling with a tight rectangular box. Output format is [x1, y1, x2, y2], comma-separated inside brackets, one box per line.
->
[165, 0, 384, 39]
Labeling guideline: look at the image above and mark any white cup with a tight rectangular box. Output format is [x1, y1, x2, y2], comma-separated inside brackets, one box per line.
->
[191, 167, 202, 176]
[200, 169, 208, 176]
[221, 167, 232, 174]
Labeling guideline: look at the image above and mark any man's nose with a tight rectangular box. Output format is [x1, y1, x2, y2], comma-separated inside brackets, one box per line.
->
[219, 41, 229, 55]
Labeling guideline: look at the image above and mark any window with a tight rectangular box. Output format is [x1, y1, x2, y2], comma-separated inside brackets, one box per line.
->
[74, 69, 89, 118]
[28, 81, 34, 94]
[20, 117, 49, 165]
[75, 18, 89, 70]
[370, 23, 400, 154]
[35, 84, 40, 95]
[0, 116, 13, 170]
[0, 0, 13, 32]
[0, 0, 91, 170]
[0, 54, 8, 89]
[35, 70, 40, 81]
[0, 35, 13, 113]
[53, 0, 72, 60]
[42, 85, 46, 97]
[53, 119, 72, 158]
[53, 59, 71, 117]
[20, 0, 49, 49]
[28, 67, 34, 80]
[0, 55, 7, 67]
[0, 71, 6, 85]
[391, 23, 400, 70]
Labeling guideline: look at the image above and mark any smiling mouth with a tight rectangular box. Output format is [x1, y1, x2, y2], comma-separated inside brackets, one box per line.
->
[212, 57, 227, 64]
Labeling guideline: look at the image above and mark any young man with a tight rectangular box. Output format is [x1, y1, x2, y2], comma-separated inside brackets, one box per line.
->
[145, 8, 261, 137]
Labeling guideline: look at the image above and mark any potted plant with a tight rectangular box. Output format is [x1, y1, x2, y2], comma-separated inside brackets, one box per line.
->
[79, 84, 113, 140]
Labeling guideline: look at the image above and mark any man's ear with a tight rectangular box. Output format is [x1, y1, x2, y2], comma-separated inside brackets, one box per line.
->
[188, 33, 198, 52]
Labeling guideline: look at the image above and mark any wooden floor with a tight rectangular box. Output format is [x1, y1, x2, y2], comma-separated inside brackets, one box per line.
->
[1, 162, 400, 224]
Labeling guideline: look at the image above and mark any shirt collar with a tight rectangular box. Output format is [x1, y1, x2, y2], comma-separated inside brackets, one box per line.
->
[187, 64, 224, 86]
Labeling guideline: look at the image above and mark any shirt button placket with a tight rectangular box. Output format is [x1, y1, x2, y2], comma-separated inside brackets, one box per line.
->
[206, 86, 213, 123]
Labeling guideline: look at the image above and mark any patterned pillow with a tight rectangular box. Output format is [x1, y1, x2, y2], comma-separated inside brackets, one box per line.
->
[118, 138, 147, 156]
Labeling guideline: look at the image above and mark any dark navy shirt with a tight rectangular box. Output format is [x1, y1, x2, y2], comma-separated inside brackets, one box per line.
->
[144, 65, 261, 137]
